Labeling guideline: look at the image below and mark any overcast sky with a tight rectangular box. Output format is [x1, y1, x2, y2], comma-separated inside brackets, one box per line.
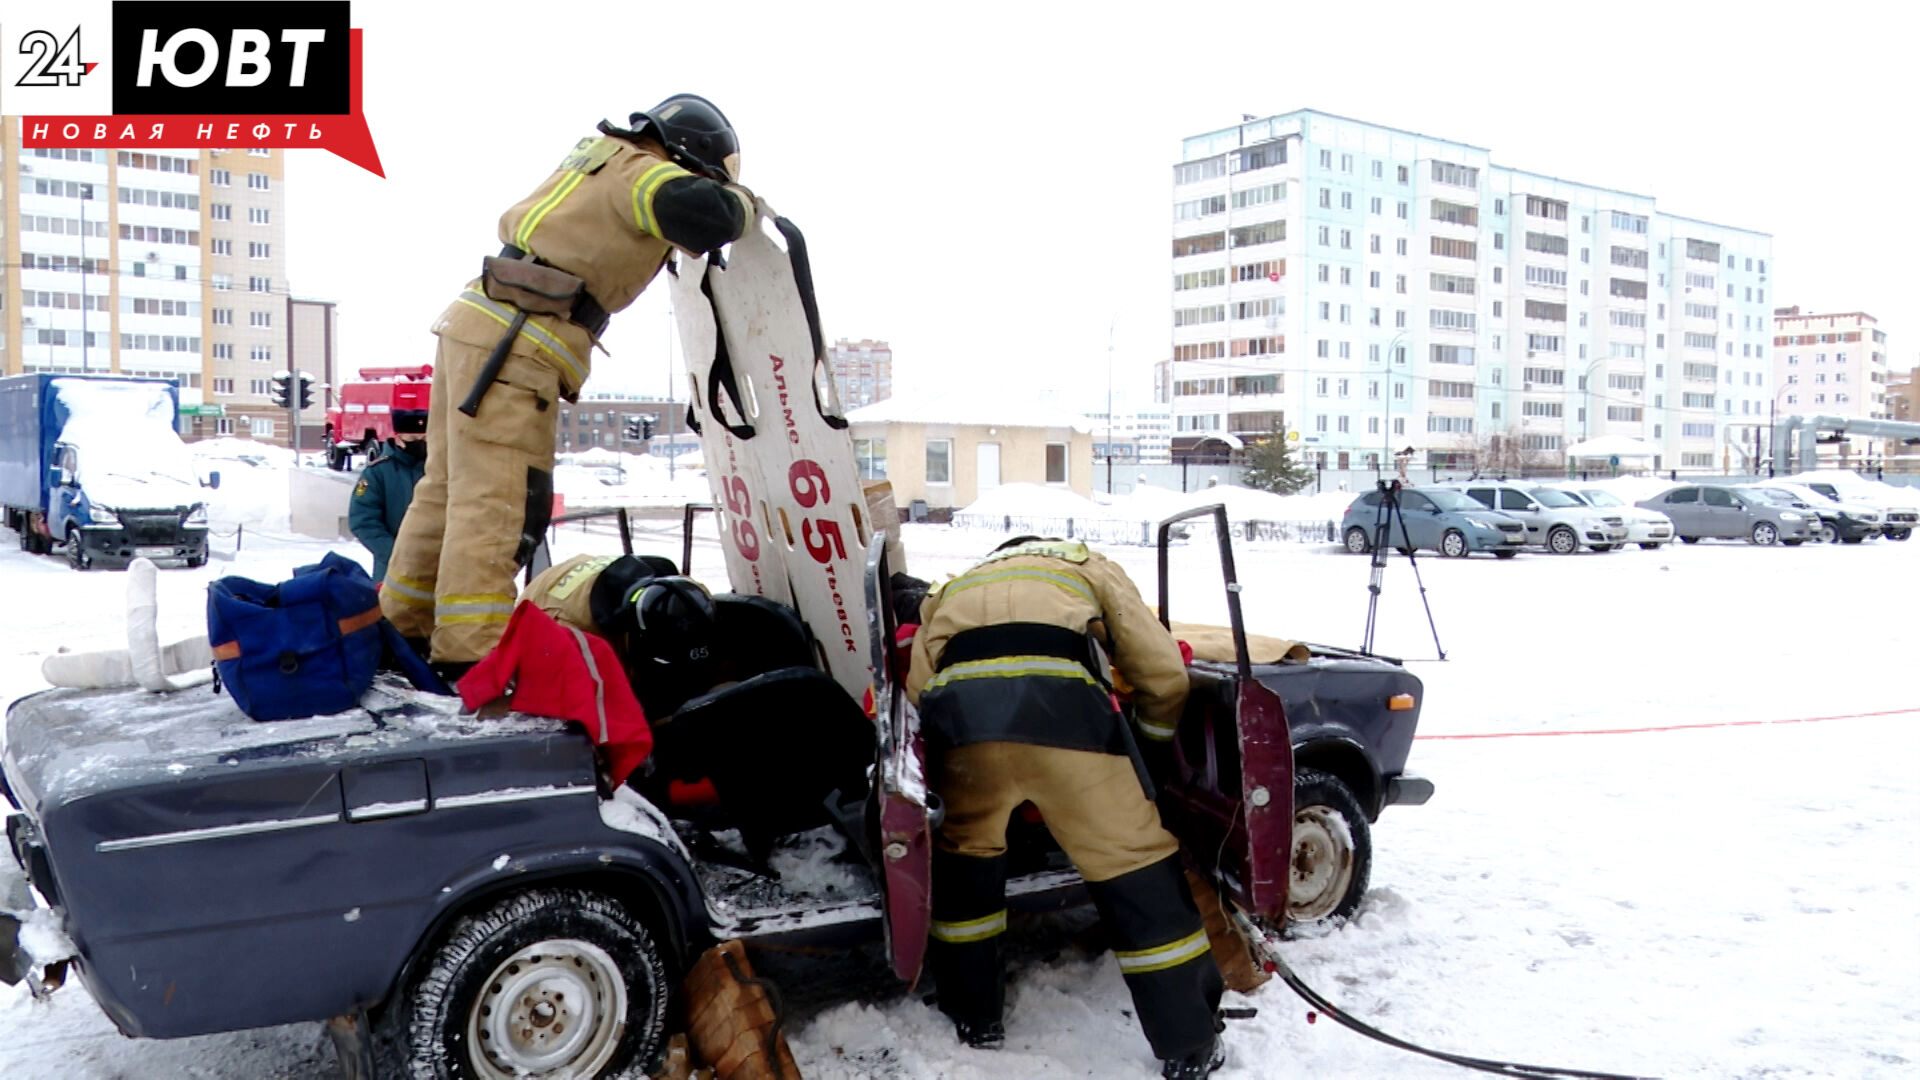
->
[286, 0, 1918, 411]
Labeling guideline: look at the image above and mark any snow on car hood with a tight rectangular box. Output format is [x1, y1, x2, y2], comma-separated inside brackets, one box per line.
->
[51, 380, 204, 510]
[77, 472, 204, 513]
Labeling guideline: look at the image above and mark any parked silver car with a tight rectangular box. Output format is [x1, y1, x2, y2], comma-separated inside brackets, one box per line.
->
[1634, 484, 1814, 546]
[1435, 481, 1629, 553]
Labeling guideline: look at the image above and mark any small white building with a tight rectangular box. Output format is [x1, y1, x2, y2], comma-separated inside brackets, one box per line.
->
[846, 392, 1093, 516]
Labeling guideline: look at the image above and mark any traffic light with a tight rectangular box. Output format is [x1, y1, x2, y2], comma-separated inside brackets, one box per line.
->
[623, 415, 643, 441]
[296, 371, 316, 411]
[641, 415, 656, 441]
[269, 371, 292, 408]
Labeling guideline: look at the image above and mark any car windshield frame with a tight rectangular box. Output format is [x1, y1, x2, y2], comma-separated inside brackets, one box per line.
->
[1421, 489, 1485, 512]
[1529, 488, 1583, 508]
[1577, 490, 1624, 507]
[1747, 488, 1803, 508]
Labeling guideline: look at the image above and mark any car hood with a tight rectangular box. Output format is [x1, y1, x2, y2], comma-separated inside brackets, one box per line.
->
[81, 474, 204, 513]
[1457, 510, 1519, 528]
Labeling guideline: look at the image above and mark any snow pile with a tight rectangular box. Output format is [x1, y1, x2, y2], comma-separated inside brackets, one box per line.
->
[954, 483, 1105, 521]
[552, 451, 711, 510]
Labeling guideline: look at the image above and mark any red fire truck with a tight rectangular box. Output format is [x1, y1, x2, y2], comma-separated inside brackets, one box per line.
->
[325, 366, 432, 471]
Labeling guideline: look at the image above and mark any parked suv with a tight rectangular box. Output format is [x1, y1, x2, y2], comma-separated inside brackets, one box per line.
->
[1635, 484, 1814, 545]
[1339, 485, 1527, 558]
[1552, 485, 1675, 550]
[1436, 482, 1629, 554]
[1785, 472, 1916, 541]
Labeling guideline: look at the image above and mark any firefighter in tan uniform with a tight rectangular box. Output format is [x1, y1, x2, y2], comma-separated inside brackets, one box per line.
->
[381, 94, 754, 675]
[906, 538, 1228, 1080]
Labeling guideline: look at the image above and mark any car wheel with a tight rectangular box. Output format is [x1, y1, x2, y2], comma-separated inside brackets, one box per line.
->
[1638, 542, 1662, 550]
[1782, 540, 1804, 547]
[393, 888, 670, 1080]
[1814, 521, 1838, 544]
[1492, 550, 1519, 559]
[1888, 528, 1912, 542]
[1287, 770, 1371, 924]
[1440, 529, 1468, 558]
[1343, 526, 1371, 554]
[1679, 536, 1700, 545]
[1547, 525, 1579, 555]
[1588, 544, 1614, 552]
[64, 530, 90, 571]
[1750, 522, 1778, 546]
[1841, 536, 1865, 545]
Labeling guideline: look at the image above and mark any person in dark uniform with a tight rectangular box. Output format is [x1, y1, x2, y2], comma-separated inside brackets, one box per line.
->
[906, 537, 1227, 1080]
[348, 413, 428, 584]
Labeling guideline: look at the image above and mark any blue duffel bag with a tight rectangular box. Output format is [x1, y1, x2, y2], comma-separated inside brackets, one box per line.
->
[208, 552, 444, 720]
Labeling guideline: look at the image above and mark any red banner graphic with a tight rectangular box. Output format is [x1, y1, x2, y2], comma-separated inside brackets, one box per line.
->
[20, 28, 382, 176]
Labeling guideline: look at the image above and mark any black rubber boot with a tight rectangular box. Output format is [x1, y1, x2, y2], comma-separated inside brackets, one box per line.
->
[955, 1018, 1005, 1051]
[1160, 1035, 1225, 1079]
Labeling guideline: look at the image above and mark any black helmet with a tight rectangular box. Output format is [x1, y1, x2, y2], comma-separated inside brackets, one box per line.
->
[628, 576, 717, 663]
[617, 94, 740, 182]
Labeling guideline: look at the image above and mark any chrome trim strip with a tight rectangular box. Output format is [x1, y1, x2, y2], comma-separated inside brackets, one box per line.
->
[346, 799, 430, 821]
[435, 785, 597, 810]
[96, 813, 340, 853]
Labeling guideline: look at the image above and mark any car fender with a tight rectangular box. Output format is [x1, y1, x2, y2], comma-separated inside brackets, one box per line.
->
[382, 834, 706, 1012]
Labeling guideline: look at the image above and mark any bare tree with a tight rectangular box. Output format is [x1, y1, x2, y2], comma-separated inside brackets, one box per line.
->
[1461, 431, 1557, 478]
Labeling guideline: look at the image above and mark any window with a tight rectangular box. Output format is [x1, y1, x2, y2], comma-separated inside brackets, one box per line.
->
[1173, 158, 1226, 185]
[1045, 443, 1068, 484]
[1524, 265, 1567, 287]
[1341, 192, 1353, 210]
[1491, 402, 1502, 419]
[1396, 237, 1409, 256]
[1494, 233, 1505, 250]
[1525, 196, 1568, 220]
[1319, 188, 1331, 209]
[1493, 267, 1503, 284]
[210, 169, 232, 186]
[248, 276, 272, 294]
[1173, 305, 1225, 327]
[249, 207, 272, 225]
[1522, 435, 1561, 451]
[1523, 366, 1565, 385]
[1610, 278, 1648, 300]
[1339, 229, 1352, 249]
[253, 417, 276, 439]
[1337, 416, 1350, 434]
[1522, 401, 1563, 418]
[1681, 393, 1716, 409]
[213, 343, 234, 360]
[1231, 374, 1281, 394]
[1685, 239, 1721, 263]
[1317, 225, 1331, 246]
[1174, 195, 1227, 221]
[1173, 268, 1227, 291]
[1428, 380, 1474, 399]
[249, 310, 273, 328]
[1430, 237, 1477, 260]
[1430, 345, 1474, 365]
[1397, 201, 1408, 220]
[1370, 197, 1382, 215]
[212, 274, 233, 291]
[1317, 264, 1330, 283]
[248, 173, 270, 191]
[1396, 274, 1407, 294]
[1230, 220, 1286, 247]
[1430, 309, 1477, 331]
[1430, 272, 1475, 295]
[213, 378, 234, 395]
[1610, 246, 1648, 269]
[925, 440, 952, 484]
[1525, 232, 1568, 255]
[1684, 303, 1718, 320]
[1683, 332, 1717, 350]
[1316, 341, 1329, 359]
[1684, 271, 1715, 290]
[1431, 161, 1479, 188]
[1230, 183, 1285, 210]
[1430, 200, 1478, 226]
[1319, 149, 1332, 169]
[1609, 311, 1645, 328]
[1609, 374, 1644, 391]
[249, 345, 273, 361]
[248, 378, 270, 396]
[1369, 270, 1381, 288]
[1610, 343, 1644, 359]
[1524, 300, 1567, 322]
[1338, 378, 1350, 398]
[1173, 233, 1225, 258]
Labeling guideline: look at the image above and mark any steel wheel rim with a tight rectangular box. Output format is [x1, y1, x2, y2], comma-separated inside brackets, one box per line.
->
[1442, 532, 1465, 557]
[1287, 806, 1355, 921]
[1345, 529, 1369, 553]
[1819, 523, 1837, 543]
[1549, 528, 1577, 554]
[1755, 524, 1776, 545]
[468, 939, 627, 1080]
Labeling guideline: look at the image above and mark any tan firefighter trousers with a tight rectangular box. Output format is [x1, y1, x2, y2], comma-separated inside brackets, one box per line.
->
[380, 334, 561, 663]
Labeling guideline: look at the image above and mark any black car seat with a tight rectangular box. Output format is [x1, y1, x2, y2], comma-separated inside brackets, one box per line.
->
[710, 594, 816, 680]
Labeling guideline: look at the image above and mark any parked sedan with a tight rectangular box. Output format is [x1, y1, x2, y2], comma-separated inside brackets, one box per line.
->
[1434, 481, 1629, 553]
[1635, 484, 1814, 545]
[1744, 484, 1878, 544]
[1340, 486, 1527, 558]
[1553, 486, 1675, 550]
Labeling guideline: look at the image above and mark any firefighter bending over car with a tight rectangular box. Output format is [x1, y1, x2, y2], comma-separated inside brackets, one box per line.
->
[907, 537, 1230, 1080]
[381, 94, 755, 680]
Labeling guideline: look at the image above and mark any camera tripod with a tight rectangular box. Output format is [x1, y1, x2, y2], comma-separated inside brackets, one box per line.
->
[1362, 480, 1447, 660]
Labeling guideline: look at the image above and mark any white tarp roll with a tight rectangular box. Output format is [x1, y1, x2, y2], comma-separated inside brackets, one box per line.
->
[39, 558, 210, 691]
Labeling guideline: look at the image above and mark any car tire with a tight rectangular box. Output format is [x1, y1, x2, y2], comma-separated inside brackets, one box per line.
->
[1440, 529, 1468, 558]
[1343, 526, 1371, 554]
[1679, 536, 1700, 545]
[64, 530, 90, 571]
[1888, 528, 1912, 542]
[1547, 525, 1579, 555]
[1287, 769, 1371, 924]
[1813, 521, 1837, 543]
[1841, 536, 1865, 544]
[1588, 544, 1614, 552]
[1782, 540, 1804, 547]
[391, 888, 670, 1080]
[1750, 522, 1778, 546]
[1492, 550, 1519, 559]
[1638, 542, 1663, 550]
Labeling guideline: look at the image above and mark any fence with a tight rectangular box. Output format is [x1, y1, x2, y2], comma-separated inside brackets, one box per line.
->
[950, 512, 1337, 547]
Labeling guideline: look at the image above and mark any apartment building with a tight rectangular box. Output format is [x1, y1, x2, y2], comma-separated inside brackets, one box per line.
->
[1169, 110, 1774, 473]
[1771, 306, 1891, 463]
[827, 338, 893, 409]
[2, 134, 302, 445]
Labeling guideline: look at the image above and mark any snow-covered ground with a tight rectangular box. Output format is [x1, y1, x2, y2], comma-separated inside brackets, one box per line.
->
[2, 469, 1917, 1079]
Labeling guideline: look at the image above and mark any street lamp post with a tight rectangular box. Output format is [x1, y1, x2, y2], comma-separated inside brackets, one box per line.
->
[1376, 330, 1409, 475]
[78, 184, 93, 373]
[1767, 382, 1800, 477]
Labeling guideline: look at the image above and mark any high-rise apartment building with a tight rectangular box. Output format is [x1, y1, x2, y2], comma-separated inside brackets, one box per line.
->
[2, 135, 304, 445]
[1170, 110, 1774, 474]
[1771, 306, 1890, 462]
[827, 338, 892, 409]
